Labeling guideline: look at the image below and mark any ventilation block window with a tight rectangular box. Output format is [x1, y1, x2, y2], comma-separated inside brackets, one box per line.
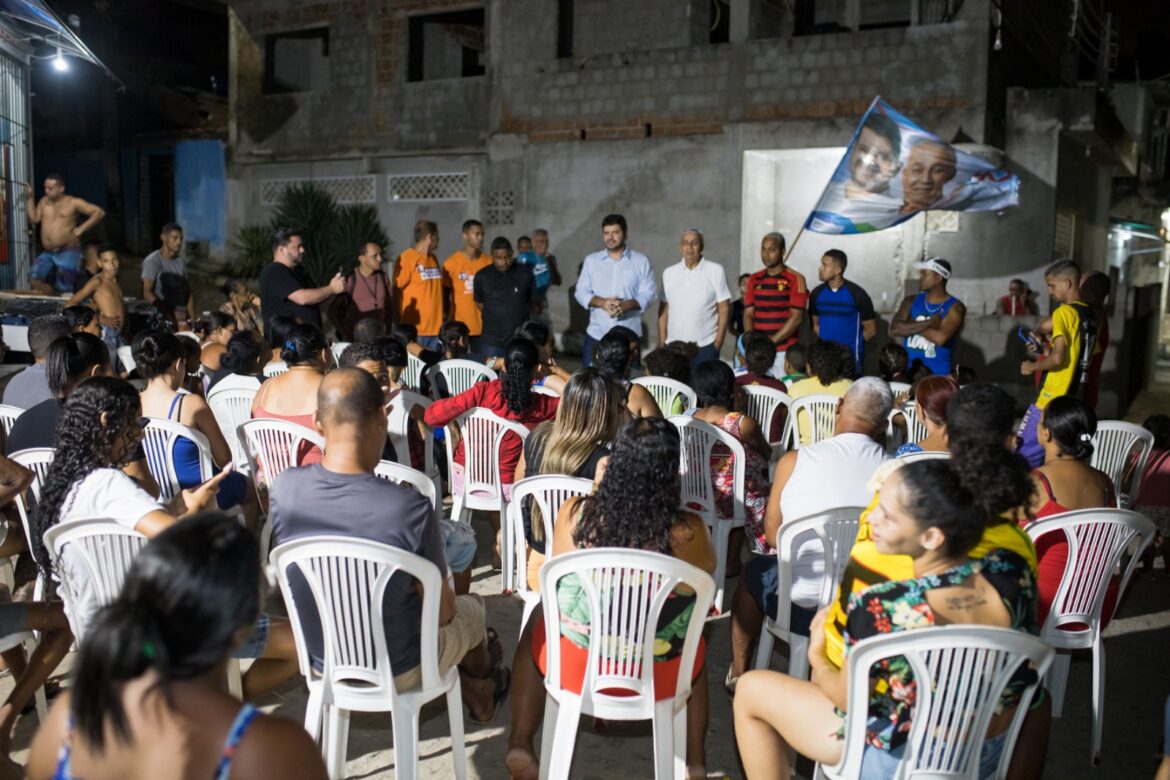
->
[407, 9, 486, 83]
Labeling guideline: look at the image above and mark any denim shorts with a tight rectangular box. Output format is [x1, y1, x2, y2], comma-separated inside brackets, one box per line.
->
[859, 729, 1008, 779]
[441, 518, 478, 573]
[741, 554, 816, 637]
[231, 612, 270, 659]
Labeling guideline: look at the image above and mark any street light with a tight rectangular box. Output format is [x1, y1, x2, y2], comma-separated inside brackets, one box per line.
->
[52, 48, 68, 72]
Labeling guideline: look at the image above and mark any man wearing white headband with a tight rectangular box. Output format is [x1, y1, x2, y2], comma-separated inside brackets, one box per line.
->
[890, 257, 966, 376]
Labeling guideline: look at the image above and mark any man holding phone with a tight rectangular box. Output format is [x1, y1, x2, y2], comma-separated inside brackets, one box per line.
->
[260, 227, 345, 332]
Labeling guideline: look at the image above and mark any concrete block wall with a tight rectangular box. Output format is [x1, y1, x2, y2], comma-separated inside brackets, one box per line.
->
[572, 0, 706, 56]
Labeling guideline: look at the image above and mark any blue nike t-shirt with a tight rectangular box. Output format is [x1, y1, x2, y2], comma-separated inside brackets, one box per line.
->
[516, 251, 550, 298]
[808, 280, 876, 374]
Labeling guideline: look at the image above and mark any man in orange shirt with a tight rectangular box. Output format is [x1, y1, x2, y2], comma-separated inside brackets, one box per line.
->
[442, 219, 490, 356]
[393, 220, 444, 349]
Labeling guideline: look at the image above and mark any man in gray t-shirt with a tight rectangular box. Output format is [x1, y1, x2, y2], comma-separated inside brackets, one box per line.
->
[141, 222, 192, 324]
[268, 370, 507, 716]
[2, 315, 70, 410]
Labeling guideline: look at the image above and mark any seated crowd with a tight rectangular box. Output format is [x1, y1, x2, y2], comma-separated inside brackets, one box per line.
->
[0, 246, 1159, 780]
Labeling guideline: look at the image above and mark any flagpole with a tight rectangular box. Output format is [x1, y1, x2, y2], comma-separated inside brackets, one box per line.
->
[784, 225, 806, 264]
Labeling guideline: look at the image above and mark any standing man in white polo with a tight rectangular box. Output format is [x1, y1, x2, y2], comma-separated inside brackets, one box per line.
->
[658, 228, 731, 369]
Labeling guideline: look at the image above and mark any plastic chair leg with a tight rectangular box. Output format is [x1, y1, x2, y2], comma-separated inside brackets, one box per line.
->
[754, 625, 776, 670]
[519, 596, 540, 640]
[1090, 637, 1105, 765]
[391, 706, 420, 780]
[537, 694, 558, 780]
[540, 694, 581, 780]
[446, 684, 468, 780]
[710, 520, 732, 614]
[1047, 651, 1071, 718]
[651, 698, 679, 780]
[325, 706, 351, 780]
[786, 634, 810, 681]
[226, 660, 243, 699]
[303, 685, 323, 742]
[25, 637, 46, 722]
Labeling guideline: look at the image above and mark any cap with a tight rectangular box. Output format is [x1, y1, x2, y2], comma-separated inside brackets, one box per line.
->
[913, 257, 952, 279]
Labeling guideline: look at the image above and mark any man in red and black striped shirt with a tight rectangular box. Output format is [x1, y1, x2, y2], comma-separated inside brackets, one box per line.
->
[744, 232, 809, 375]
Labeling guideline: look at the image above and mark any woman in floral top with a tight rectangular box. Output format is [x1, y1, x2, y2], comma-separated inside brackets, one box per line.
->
[733, 444, 1039, 780]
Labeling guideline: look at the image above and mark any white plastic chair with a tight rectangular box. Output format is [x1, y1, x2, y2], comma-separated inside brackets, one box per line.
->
[755, 506, 865, 679]
[42, 518, 149, 643]
[141, 418, 214, 502]
[818, 626, 1054, 780]
[373, 459, 438, 516]
[896, 449, 952, 463]
[785, 394, 839, 450]
[10, 447, 56, 602]
[1, 324, 29, 353]
[117, 345, 136, 374]
[0, 404, 23, 437]
[1024, 508, 1154, 765]
[270, 536, 467, 780]
[402, 353, 426, 392]
[632, 376, 697, 415]
[738, 385, 792, 460]
[1089, 421, 1154, 508]
[330, 341, 350, 366]
[886, 401, 928, 454]
[502, 475, 593, 631]
[263, 361, 289, 378]
[887, 380, 911, 397]
[668, 415, 744, 614]
[537, 548, 715, 780]
[175, 330, 201, 342]
[532, 385, 560, 398]
[445, 407, 530, 525]
[207, 385, 261, 470]
[237, 418, 325, 504]
[386, 390, 440, 517]
[432, 359, 497, 397]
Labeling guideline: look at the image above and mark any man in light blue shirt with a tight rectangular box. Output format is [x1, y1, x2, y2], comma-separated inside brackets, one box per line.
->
[574, 214, 657, 366]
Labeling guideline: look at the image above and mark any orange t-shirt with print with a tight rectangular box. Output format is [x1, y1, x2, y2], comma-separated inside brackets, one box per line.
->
[443, 250, 491, 336]
[394, 247, 444, 336]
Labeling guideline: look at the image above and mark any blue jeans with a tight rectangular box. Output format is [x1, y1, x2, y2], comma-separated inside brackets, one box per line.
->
[742, 555, 816, 636]
[859, 729, 1008, 779]
[418, 335, 443, 352]
[442, 519, 478, 573]
[690, 343, 721, 372]
[1017, 403, 1044, 468]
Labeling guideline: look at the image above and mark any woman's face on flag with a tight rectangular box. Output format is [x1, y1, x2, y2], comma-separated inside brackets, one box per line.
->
[849, 127, 900, 193]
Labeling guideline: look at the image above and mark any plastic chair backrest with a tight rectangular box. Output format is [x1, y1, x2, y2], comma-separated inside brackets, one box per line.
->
[175, 330, 201, 342]
[0, 404, 22, 437]
[403, 353, 426, 392]
[504, 475, 593, 593]
[263, 361, 288, 378]
[448, 407, 530, 503]
[206, 385, 261, 469]
[738, 385, 792, 445]
[668, 415, 745, 525]
[1, 324, 29, 353]
[887, 401, 928, 451]
[270, 536, 446, 698]
[532, 385, 560, 398]
[631, 376, 697, 415]
[896, 449, 952, 464]
[539, 548, 715, 713]
[824, 626, 1053, 780]
[373, 459, 438, 513]
[117, 346, 136, 374]
[888, 380, 911, 397]
[786, 394, 839, 449]
[42, 517, 149, 643]
[330, 342, 350, 366]
[141, 417, 214, 502]
[237, 418, 324, 494]
[1024, 508, 1154, 642]
[10, 447, 55, 571]
[386, 389, 434, 475]
[772, 507, 864, 631]
[1089, 421, 1154, 508]
[433, 359, 497, 397]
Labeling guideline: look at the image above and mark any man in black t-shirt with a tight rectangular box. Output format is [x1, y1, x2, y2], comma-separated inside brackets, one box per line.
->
[473, 236, 534, 359]
[259, 227, 345, 332]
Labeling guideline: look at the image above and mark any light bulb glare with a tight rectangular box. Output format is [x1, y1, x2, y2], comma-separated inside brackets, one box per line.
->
[52, 49, 68, 72]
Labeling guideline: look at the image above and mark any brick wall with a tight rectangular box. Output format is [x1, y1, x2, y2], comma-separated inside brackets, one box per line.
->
[572, 0, 706, 56]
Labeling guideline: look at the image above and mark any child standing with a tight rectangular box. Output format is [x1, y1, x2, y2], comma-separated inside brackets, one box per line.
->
[66, 243, 127, 371]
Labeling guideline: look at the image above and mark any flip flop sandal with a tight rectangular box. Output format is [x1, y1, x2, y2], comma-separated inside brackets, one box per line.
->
[467, 665, 511, 725]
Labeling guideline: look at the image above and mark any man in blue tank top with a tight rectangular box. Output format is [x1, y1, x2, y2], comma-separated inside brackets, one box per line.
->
[890, 257, 966, 376]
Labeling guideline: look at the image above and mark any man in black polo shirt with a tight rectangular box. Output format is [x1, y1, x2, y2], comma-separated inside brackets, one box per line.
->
[259, 227, 345, 332]
[474, 237, 534, 359]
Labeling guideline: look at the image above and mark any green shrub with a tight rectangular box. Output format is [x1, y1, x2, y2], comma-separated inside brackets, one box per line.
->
[226, 225, 272, 279]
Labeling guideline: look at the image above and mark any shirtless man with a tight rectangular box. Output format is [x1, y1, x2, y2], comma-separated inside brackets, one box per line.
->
[24, 173, 106, 295]
[67, 244, 127, 370]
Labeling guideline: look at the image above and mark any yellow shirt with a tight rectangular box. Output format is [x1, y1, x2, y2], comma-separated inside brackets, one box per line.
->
[788, 377, 852, 444]
[1036, 302, 1095, 409]
[394, 248, 444, 337]
[442, 251, 491, 336]
[822, 491, 1038, 669]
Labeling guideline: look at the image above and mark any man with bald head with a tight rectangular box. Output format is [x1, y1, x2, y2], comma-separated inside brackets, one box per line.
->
[659, 228, 732, 367]
[269, 369, 508, 719]
[899, 138, 957, 213]
[727, 377, 892, 686]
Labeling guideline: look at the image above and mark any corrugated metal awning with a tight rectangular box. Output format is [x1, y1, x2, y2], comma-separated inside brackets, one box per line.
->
[0, 0, 120, 85]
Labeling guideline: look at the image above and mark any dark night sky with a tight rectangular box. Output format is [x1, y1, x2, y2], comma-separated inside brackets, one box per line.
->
[1112, 0, 1170, 82]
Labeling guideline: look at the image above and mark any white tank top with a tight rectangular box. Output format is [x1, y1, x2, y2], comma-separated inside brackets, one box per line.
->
[781, 433, 888, 608]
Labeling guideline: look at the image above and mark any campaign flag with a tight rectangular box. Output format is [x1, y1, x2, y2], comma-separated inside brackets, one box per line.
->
[805, 97, 1019, 235]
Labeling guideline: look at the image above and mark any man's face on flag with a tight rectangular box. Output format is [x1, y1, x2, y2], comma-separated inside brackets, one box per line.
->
[901, 140, 957, 211]
[849, 127, 900, 195]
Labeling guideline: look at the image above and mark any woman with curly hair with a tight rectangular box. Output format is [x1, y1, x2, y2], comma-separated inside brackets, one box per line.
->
[734, 447, 1039, 779]
[505, 417, 716, 780]
[27, 513, 326, 780]
[33, 377, 298, 699]
[425, 337, 559, 565]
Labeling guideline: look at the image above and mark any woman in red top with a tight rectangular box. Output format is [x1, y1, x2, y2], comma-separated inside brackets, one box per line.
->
[425, 338, 558, 564]
[1025, 396, 1118, 626]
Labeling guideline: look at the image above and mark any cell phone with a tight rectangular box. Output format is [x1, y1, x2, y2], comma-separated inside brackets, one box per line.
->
[1016, 326, 1041, 351]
